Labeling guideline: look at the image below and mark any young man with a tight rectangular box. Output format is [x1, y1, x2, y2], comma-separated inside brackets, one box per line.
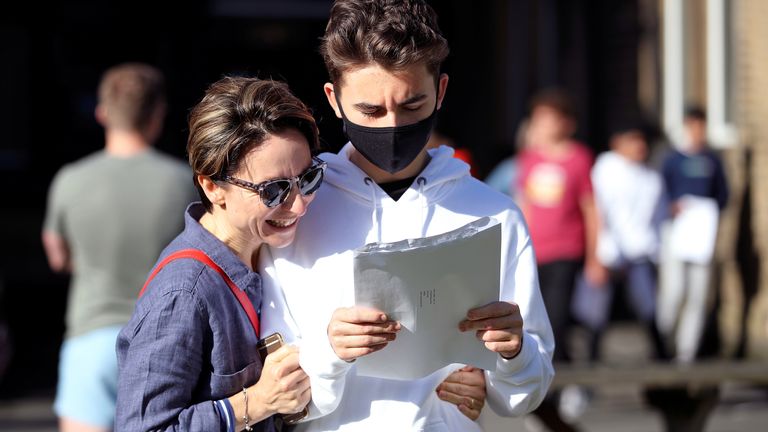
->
[260, 1, 554, 430]
[657, 106, 729, 363]
[577, 123, 668, 361]
[42, 63, 197, 432]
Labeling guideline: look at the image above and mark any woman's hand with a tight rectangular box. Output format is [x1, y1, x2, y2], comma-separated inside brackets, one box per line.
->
[327, 306, 401, 362]
[436, 366, 487, 420]
[232, 344, 310, 428]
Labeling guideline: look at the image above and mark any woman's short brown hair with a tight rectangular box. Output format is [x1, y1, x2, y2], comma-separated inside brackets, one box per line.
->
[187, 76, 319, 211]
[319, 0, 450, 86]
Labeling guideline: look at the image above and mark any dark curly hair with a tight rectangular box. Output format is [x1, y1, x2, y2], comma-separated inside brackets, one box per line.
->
[320, 0, 450, 86]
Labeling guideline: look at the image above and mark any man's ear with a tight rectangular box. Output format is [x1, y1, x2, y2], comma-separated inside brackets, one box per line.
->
[324, 83, 342, 118]
[95, 104, 108, 127]
[198, 175, 226, 207]
[436, 73, 449, 110]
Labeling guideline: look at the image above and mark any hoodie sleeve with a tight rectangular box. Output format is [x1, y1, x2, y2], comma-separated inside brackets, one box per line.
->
[259, 248, 352, 422]
[485, 208, 555, 416]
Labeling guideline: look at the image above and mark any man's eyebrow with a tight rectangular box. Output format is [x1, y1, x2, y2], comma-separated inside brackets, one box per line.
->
[353, 102, 381, 111]
[352, 94, 429, 111]
[400, 94, 428, 105]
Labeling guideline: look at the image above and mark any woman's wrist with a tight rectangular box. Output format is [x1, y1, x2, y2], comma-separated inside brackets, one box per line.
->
[227, 385, 273, 430]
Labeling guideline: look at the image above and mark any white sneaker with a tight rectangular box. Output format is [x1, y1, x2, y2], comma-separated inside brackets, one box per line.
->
[558, 385, 591, 421]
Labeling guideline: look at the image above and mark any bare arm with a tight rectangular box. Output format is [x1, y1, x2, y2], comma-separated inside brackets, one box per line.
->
[580, 195, 608, 285]
[42, 230, 71, 273]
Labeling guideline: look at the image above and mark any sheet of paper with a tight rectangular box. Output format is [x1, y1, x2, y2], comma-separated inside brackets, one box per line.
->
[353, 217, 501, 380]
[670, 195, 719, 264]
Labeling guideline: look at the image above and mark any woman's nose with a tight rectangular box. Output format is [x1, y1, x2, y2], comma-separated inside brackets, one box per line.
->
[283, 186, 309, 216]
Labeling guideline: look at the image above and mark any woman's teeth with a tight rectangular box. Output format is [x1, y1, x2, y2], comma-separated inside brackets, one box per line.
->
[267, 218, 297, 228]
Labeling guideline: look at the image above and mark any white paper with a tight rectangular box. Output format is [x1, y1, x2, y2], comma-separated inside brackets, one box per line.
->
[353, 217, 501, 380]
[670, 195, 719, 264]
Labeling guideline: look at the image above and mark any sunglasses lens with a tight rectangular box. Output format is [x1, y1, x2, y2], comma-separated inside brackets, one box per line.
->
[261, 180, 292, 207]
[299, 166, 325, 196]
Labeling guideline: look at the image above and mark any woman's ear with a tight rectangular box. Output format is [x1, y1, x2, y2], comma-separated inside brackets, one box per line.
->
[198, 175, 226, 207]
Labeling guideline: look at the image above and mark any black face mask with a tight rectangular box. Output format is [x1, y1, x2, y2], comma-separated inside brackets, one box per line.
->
[335, 91, 439, 174]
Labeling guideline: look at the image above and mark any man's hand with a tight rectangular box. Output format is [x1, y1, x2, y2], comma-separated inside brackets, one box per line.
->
[328, 306, 401, 362]
[436, 366, 486, 420]
[459, 301, 523, 359]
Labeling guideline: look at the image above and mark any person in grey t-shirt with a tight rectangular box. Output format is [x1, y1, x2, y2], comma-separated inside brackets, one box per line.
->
[42, 63, 197, 432]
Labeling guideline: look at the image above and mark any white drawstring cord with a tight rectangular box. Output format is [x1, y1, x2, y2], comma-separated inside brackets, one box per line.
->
[364, 177, 380, 242]
[417, 177, 428, 237]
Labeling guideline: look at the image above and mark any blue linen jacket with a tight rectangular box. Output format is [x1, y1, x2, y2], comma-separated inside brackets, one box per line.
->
[115, 203, 273, 432]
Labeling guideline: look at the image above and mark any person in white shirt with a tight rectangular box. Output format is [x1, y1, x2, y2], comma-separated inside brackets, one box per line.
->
[574, 124, 668, 362]
[260, 1, 555, 430]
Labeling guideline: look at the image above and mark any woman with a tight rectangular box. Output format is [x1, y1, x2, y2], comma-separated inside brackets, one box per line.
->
[116, 77, 325, 431]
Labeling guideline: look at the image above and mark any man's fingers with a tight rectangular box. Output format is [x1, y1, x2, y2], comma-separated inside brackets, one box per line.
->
[475, 329, 521, 342]
[466, 301, 518, 321]
[328, 320, 401, 337]
[443, 370, 485, 387]
[438, 389, 483, 420]
[438, 382, 485, 400]
[483, 339, 523, 357]
[329, 333, 397, 349]
[337, 343, 388, 360]
[459, 314, 522, 332]
[436, 388, 464, 406]
[334, 306, 390, 324]
[457, 403, 481, 421]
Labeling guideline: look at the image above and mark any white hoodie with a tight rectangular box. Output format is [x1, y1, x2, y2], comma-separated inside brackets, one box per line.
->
[591, 151, 667, 267]
[260, 144, 554, 431]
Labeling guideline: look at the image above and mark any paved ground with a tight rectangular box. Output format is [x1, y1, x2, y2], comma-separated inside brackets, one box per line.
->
[1, 384, 766, 432]
[479, 323, 768, 431]
[1, 324, 767, 431]
[478, 382, 768, 432]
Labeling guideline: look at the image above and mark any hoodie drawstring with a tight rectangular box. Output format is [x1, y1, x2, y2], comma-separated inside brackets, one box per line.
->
[364, 177, 381, 242]
[417, 177, 428, 237]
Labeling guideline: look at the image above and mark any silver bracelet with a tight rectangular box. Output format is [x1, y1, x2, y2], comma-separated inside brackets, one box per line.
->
[242, 387, 253, 431]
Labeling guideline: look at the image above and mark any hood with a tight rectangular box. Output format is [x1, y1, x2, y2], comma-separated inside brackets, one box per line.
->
[319, 143, 470, 205]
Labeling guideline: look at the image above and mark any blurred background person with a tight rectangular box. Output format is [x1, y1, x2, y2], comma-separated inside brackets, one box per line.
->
[427, 128, 478, 177]
[657, 105, 730, 364]
[573, 122, 668, 363]
[41, 63, 196, 432]
[516, 88, 604, 432]
[484, 118, 530, 196]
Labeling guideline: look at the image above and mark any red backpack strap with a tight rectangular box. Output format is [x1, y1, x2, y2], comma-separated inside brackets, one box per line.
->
[139, 248, 260, 338]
